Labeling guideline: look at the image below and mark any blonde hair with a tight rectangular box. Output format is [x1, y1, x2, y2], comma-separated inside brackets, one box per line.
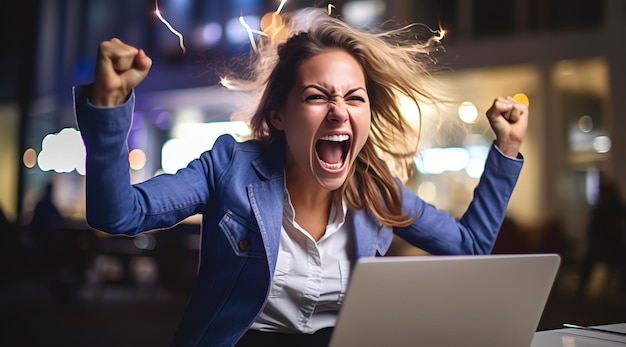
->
[228, 8, 446, 227]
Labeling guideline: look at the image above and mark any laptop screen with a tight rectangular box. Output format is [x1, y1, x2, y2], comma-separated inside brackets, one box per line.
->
[329, 254, 561, 347]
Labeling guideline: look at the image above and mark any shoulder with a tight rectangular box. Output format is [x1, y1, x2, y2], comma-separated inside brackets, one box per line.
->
[183, 133, 284, 187]
[210, 134, 266, 159]
[204, 134, 283, 178]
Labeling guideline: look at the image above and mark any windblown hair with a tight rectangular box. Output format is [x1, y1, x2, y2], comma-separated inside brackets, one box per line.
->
[228, 8, 446, 227]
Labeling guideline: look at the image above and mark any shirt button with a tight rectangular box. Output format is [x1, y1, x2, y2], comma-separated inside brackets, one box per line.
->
[238, 238, 251, 252]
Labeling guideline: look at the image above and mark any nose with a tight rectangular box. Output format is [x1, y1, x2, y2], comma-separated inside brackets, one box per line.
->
[327, 98, 349, 123]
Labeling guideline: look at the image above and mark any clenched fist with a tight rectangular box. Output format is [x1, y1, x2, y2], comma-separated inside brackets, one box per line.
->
[90, 38, 152, 107]
[485, 96, 529, 157]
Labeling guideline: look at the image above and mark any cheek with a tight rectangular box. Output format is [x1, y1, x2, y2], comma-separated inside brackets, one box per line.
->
[285, 115, 317, 139]
[284, 117, 317, 152]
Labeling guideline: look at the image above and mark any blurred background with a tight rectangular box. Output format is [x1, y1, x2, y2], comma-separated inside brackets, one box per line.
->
[1, 0, 625, 346]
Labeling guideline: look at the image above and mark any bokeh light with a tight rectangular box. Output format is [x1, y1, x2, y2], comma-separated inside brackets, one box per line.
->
[37, 127, 86, 175]
[578, 115, 593, 133]
[225, 15, 260, 44]
[162, 121, 251, 174]
[23, 148, 37, 168]
[593, 135, 611, 153]
[129, 149, 147, 171]
[458, 101, 478, 124]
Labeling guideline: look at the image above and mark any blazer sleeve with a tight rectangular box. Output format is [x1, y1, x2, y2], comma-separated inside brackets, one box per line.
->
[74, 85, 218, 235]
[394, 144, 523, 255]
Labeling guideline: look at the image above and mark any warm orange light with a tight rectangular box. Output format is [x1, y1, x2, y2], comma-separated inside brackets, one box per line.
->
[259, 1, 288, 41]
[513, 93, 530, 106]
[129, 149, 147, 171]
[23, 148, 37, 168]
[260, 12, 284, 39]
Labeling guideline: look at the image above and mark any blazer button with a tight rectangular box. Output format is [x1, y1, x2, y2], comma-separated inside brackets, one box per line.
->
[238, 238, 251, 252]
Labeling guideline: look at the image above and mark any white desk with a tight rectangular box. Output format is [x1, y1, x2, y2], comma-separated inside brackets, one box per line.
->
[532, 323, 626, 347]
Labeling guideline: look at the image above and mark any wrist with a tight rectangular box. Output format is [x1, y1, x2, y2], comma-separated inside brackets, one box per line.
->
[89, 85, 130, 107]
[495, 140, 521, 158]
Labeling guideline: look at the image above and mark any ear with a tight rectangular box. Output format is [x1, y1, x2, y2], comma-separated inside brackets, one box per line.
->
[269, 110, 285, 130]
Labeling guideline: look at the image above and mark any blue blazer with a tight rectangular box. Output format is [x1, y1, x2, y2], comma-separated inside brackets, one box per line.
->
[74, 86, 523, 346]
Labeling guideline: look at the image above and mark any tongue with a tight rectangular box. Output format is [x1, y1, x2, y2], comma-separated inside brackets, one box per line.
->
[316, 140, 343, 164]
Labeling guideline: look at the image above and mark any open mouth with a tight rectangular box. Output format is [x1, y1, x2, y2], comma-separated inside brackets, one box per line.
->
[315, 134, 350, 170]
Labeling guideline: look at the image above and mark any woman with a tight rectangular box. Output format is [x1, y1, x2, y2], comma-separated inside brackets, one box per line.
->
[75, 8, 527, 347]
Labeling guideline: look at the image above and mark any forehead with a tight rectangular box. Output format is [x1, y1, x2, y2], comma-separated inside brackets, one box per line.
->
[295, 49, 366, 88]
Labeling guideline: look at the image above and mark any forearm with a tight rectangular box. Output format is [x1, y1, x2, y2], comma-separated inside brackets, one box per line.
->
[396, 143, 523, 255]
[74, 84, 145, 234]
[457, 143, 523, 253]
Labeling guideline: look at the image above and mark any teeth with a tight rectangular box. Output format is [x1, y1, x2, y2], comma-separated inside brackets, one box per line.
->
[319, 134, 349, 142]
[320, 159, 344, 170]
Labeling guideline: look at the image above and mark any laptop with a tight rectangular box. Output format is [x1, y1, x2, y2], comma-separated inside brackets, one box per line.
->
[328, 253, 561, 347]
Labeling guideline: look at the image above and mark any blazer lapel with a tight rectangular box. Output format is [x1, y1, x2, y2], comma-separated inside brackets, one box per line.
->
[351, 208, 393, 258]
[248, 143, 285, 276]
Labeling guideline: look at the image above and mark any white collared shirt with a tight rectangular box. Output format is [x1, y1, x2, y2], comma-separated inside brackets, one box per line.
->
[250, 186, 354, 333]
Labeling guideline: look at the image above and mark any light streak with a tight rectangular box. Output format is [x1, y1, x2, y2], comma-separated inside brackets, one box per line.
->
[328, 4, 335, 15]
[220, 76, 235, 89]
[276, 0, 287, 13]
[239, 16, 258, 53]
[250, 29, 269, 37]
[155, 0, 186, 54]
[433, 29, 445, 42]
[423, 25, 446, 46]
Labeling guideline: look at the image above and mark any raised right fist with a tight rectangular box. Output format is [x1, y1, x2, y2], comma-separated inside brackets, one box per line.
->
[90, 38, 152, 107]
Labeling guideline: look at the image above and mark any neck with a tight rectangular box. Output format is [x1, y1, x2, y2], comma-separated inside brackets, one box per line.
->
[285, 165, 332, 209]
[284, 158, 334, 241]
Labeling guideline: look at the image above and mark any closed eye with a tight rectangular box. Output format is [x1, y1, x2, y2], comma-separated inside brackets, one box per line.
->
[305, 94, 326, 101]
[347, 96, 366, 102]
[304, 94, 331, 104]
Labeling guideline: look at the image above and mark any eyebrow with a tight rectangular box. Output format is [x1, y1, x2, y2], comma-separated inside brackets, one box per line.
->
[302, 85, 366, 96]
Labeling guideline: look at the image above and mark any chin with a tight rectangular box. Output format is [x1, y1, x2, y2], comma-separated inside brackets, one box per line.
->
[316, 175, 347, 192]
